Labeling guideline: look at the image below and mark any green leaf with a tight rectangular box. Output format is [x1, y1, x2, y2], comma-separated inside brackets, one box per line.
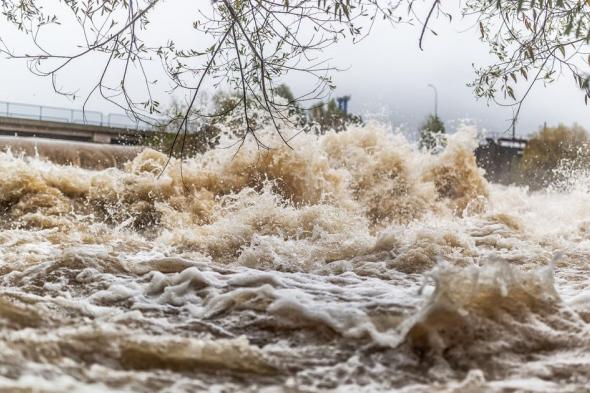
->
[507, 86, 516, 100]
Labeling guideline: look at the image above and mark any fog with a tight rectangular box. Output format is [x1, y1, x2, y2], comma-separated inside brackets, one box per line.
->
[0, 0, 587, 137]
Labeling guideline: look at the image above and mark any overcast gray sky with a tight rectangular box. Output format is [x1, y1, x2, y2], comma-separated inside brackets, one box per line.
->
[0, 1, 588, 138]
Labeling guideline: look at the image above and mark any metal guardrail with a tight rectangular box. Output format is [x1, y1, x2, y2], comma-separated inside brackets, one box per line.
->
[481, 131, 528, 142]
[0, 101, 154, 130]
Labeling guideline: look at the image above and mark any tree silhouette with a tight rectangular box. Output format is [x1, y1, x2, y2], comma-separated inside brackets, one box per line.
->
[419, 114, 446, 151]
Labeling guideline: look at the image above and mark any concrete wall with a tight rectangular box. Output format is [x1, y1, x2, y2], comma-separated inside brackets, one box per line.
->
[0, 116, 149, 145]
[475, 138, 527, 184]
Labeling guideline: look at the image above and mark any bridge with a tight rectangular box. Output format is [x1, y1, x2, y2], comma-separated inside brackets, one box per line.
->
[0, 101, 156, 145]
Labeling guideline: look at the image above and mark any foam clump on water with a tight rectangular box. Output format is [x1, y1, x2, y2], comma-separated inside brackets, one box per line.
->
[403, 260, 562, 358]
[0, 123, 589, 392]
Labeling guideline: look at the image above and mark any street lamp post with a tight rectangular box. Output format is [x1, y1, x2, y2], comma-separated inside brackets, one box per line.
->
[427, 83, 438, 118]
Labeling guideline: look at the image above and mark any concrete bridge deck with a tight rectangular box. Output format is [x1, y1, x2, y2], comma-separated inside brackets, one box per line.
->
[0, 116, 151, 145]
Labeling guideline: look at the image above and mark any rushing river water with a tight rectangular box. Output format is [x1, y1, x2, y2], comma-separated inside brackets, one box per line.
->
[0, 126, 589, 392]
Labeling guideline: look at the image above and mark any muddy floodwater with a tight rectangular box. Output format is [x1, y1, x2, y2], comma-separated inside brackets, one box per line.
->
[0, 136, 143, 169]
[0, 126, 588, 392]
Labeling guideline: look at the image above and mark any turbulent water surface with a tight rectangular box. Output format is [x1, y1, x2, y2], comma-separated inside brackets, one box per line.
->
[0, 126, 589, 392]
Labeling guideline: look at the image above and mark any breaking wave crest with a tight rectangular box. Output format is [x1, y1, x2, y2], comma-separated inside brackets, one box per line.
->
[0, 126, 487, 266]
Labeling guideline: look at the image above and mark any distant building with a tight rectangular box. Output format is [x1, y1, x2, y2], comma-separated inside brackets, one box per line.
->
[336, 96, 350, 114]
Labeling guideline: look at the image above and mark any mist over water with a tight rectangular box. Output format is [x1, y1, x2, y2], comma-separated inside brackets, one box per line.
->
[0, 125, 589, 392]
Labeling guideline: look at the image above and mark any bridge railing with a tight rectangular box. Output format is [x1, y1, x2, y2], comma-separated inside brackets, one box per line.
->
[0, 101, 154, 130]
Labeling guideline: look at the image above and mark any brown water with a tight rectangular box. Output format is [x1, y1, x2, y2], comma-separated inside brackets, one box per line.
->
[0, 126, 589, 392]
[0, 136, 143, 169]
